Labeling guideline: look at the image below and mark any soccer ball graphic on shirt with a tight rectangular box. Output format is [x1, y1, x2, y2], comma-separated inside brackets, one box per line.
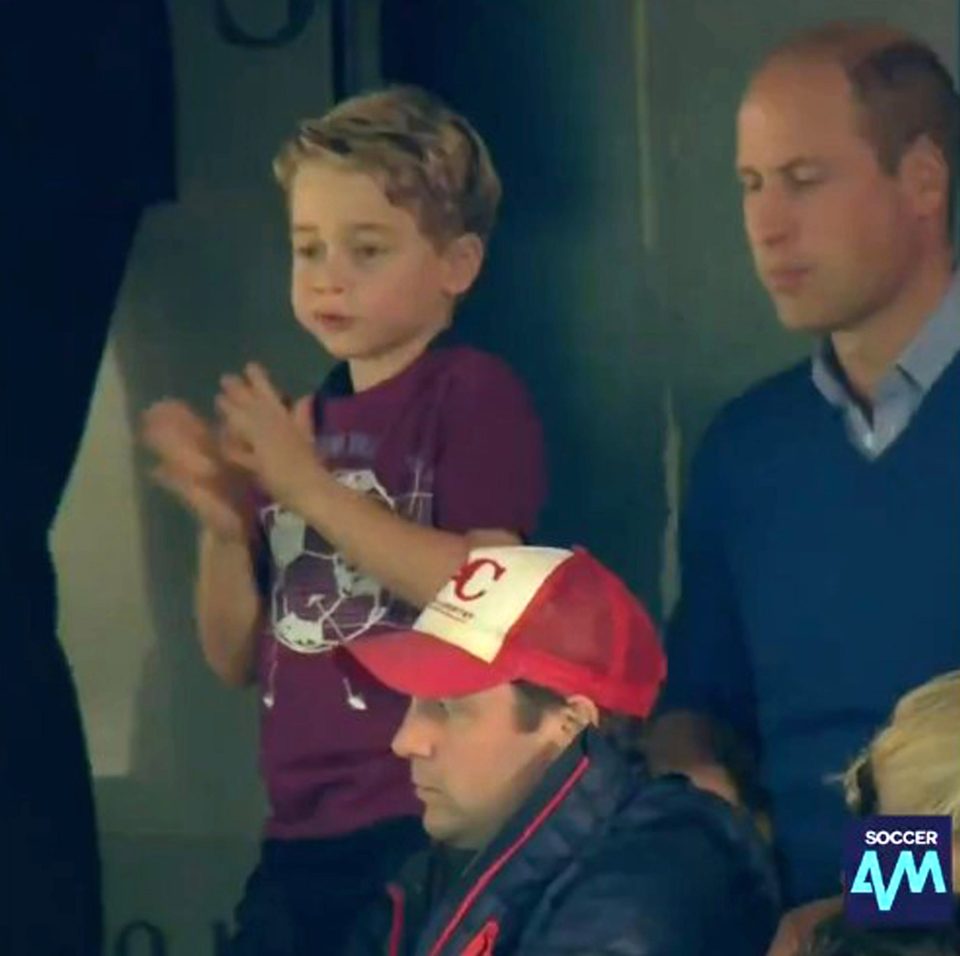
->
[264, 468, 406, 653]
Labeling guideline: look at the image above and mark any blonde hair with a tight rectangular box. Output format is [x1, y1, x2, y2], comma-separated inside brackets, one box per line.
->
[843, 670, 960, 829]
[274, 86, 501, 246]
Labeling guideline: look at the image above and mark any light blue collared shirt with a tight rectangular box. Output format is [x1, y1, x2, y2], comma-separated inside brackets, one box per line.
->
[812, 270, 960, 459]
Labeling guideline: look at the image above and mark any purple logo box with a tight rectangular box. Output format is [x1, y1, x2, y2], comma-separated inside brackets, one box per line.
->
[843, 816, 954, 927]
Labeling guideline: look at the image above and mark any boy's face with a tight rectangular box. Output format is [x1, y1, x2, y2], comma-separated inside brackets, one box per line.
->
[736, 59, 923, 336]
[391, 685, 567, 851]
[288, 161, 479, 372]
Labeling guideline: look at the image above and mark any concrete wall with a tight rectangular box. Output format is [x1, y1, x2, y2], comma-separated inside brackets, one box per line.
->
[54, 1, 338, 950]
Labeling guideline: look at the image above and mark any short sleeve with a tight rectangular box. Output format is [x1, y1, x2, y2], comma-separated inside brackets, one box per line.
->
[657, 415, 759, 749]
[433, 352, 546, 538]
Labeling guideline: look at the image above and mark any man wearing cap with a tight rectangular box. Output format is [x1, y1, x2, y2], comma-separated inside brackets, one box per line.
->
[340, 546, 779, 956]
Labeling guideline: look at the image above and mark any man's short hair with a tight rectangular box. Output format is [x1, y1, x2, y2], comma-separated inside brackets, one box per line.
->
[759, 22, 959, 231]
[511, 680, 647, 757]
[274, 86, 502, 246]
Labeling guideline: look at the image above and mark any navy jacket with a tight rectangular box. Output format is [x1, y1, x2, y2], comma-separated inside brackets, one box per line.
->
[345, 728, 780, 955]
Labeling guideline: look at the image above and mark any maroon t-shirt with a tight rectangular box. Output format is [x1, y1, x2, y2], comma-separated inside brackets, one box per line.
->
[255, 346, 546, 839]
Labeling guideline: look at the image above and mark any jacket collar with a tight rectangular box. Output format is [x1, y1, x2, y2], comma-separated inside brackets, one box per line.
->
[410, 729, 638, 956]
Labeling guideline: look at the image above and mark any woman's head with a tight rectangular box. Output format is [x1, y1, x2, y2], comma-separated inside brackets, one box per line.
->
[805, 912, 960, 956]
[844, 670, 960, 883]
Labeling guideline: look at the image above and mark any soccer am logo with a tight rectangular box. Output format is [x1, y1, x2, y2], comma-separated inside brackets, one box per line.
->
[843, 816, 954, 926]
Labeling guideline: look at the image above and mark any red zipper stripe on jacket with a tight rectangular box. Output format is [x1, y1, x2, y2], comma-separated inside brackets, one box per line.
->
[427, 755, 591, 956]
[387, 883, 405, 956]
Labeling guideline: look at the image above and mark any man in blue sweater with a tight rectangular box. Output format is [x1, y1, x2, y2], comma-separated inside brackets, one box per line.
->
[649, 17, 959, 932]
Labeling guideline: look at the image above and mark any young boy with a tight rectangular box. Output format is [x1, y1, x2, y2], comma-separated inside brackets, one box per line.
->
[142, 87, 546, 955]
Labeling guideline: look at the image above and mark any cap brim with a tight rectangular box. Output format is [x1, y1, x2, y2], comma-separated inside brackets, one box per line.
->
[341, 628, 513, 700]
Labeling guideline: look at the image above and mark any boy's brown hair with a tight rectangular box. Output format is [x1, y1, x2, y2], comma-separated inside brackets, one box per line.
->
[274, 86, 502, 247]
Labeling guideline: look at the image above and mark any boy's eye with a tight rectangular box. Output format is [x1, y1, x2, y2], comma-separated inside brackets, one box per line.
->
[294, 244, 321, 260]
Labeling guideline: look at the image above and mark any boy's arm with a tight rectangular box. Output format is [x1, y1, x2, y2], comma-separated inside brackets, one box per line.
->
[296, 480, 518, 608]
[195, 528, 262, 687]
[296, 353, 544, 607]
[141, 399, 263, 687]
[218, 359, 545, 609]
[647, 418, 760, 807]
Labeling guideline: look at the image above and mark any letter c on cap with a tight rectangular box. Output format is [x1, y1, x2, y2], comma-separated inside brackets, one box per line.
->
[452, 559, 507, 602]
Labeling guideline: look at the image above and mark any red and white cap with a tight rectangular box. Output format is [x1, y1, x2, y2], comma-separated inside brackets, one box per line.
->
[344, 546, 667, 719]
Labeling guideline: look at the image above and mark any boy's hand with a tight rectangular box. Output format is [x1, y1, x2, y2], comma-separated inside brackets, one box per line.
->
[140, 399, 253, 542]
[216, 363, 323, 514]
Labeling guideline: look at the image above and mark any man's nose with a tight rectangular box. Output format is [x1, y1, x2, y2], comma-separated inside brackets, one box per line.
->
[392, 700, 435, 760]
[745, 186, 797, 250]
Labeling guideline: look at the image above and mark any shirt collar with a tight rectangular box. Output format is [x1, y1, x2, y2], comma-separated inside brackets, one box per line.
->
[896, 268, 960, 393]
[812, 268, 960, 403]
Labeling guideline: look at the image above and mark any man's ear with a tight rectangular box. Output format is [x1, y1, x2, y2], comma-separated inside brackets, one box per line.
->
[558, 695, 600, 741]
[899, 135, 950, 221]
[441, 233, 485, 297]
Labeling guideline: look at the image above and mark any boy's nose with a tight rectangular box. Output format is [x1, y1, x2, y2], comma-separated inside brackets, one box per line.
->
[309, 252, 350, 294]
[312, 269, 346, 295]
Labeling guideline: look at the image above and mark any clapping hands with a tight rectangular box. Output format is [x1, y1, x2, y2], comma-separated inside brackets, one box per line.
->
[140, 399, 253, 541]
[141, 363, 322, 531]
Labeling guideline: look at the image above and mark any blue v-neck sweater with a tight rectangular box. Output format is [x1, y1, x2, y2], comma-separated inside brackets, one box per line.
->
[663, 351, 960, 904]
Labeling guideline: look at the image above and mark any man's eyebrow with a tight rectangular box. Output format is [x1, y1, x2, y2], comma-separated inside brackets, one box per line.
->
[736, 156, 827, 179]
[736, 157, 827, 178]
[344, 222, 397, 234]
[779, 157, 826, 172]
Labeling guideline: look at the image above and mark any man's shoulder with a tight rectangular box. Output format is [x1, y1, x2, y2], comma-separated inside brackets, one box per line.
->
[607, 773, 774, 873]
[710, 360, 815, 442]
[691, 361, 816, 483]
[590, 774, 779, 911]
[539, 776, 779, 954]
